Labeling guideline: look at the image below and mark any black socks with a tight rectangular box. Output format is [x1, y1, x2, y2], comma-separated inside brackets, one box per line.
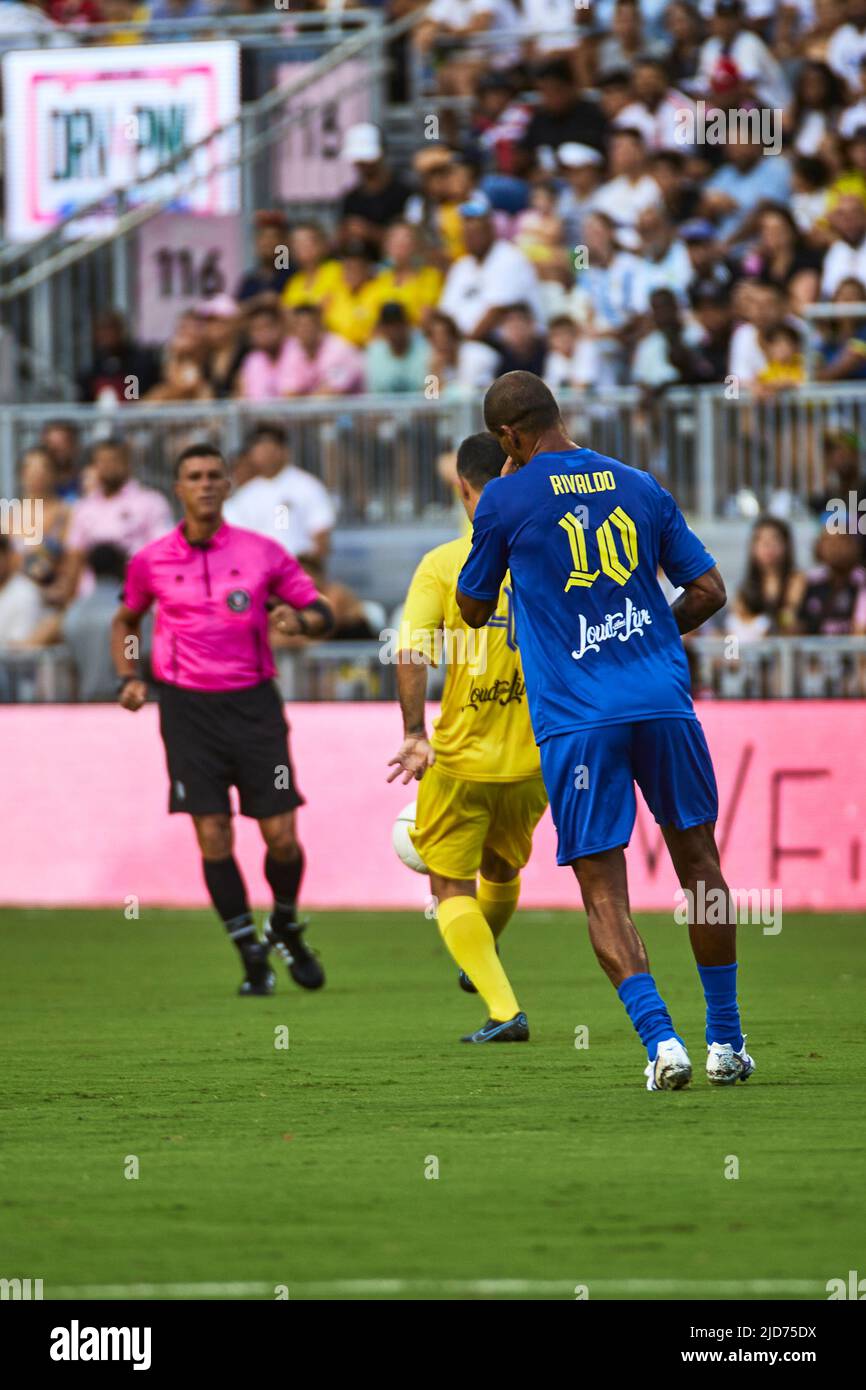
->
[265, 847, 305, 931]
[203, 855, 254, 949]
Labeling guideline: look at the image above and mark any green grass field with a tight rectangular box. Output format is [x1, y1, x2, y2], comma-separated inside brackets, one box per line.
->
[1, 907, 863, 1301]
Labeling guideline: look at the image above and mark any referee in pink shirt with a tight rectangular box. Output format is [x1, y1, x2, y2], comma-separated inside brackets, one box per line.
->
[111, 443, 334, 997]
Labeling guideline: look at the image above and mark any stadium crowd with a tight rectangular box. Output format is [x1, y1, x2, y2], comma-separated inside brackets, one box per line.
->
[3, 0, 866, 695]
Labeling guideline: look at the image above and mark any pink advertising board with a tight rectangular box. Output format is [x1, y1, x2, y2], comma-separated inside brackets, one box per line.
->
[0, 703, 863, 911]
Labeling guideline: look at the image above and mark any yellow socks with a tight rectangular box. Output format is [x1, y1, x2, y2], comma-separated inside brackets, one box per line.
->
[477, 874, 521, 942]
[436, 895, 520, 1022]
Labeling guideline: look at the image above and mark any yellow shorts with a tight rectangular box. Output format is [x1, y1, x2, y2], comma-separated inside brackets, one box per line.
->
[410, 764, 548, 880]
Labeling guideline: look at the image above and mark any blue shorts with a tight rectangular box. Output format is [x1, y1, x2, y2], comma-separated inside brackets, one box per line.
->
[539, 717, 719, 865]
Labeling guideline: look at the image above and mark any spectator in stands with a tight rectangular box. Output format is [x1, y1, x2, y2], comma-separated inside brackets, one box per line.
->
[425, 310, 499, 396]
[224, 422, 335, 565]
[616, 55, 695, 152]
[520, 58, 608, 171]
[651, 149, 701, 225]
[78, 309, 159, 405]
[60, 438, 173, 600]
[826, 0, 866, 95]
[701, 131, 792, 246]
[797, 528, 866, 634]
[572, 210, 643, 383]
[595, 0, 667, 80]
[62, 544, 132, 701]
[595, 68, 633, 127]
[592, 127, 661, 229]
[413, 0, 513, 99]
[555, 142, 605, 250]
[821, 194, 866, 295]
[664, 0, 706, 86]
[281, 221, 342, 313]
[543, 313, 597, 389]
[235, 209, 291, 306]
[788, 60, 845, 156]
[487, 302, 547, 377]
[323, 241, 384, 349]
[689, 283, 733, 380]
[725, 516, 806, 641]
[145, 310, 212, 401]
[814, 276, 866, 378]
[365, 302, 429, 393]
[472, 72, 532, 179]
[791, 154, 832, 237]
[0, 536, 45, 651]
[373, 221, 443, 328]
[742, 205, 822, 311]
[10, 447, 71, 597]
[681, 218, 734, 299]
[236, 303, 292, 400]
[838, 56, 866, 138]
[696, 0, 791, 110]
[438, 192, 543, 338]
[198, 295, 245, 399]
[753, 323, 807, 395]
[633, 205, 694, 308]
[338, 124, 411, 251]
[812, 428, 866, 533]
[38, 421, 82, 500]
[727, 281, 790, 387]
[404, 146, 463, 261]
[282, 304, 365, 396]
[632, 287, 714, 394]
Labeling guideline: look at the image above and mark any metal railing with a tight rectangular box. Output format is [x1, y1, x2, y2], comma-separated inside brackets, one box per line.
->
[3, 636, 865, 705]
[3, 383, 866, 522]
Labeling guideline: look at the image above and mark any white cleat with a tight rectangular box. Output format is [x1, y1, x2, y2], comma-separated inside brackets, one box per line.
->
[706, 1037, 756, 1086]
[644, 1038, 692, 1091]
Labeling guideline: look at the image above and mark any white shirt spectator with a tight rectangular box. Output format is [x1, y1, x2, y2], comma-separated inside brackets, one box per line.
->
[224, 465, 336, 559]
[0, 571, 44, 646]
[617, 92, 695, 152]
[519, 0, 577, 54]
[439, 238, 543, 336]
[633, 240, 694, 311]
[590, 175, 661, 229]
[839, 101, 866, 139]
[821, 235, 866, 298]
[543, 340, 598, 389]
[827, 21, 866, 95]
[440, 341, 501, 397]
[633, 320, 705, 389]
[728, 322, 768, 386]
[697, 32, 791, 109]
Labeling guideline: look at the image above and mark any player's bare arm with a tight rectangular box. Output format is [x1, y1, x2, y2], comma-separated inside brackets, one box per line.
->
[111, 602, 148, 711]
[455, 590, 496, 629]
[671, 565, 726, 636]
[270, 595, 335, 639]
[387, 649, 435, 784]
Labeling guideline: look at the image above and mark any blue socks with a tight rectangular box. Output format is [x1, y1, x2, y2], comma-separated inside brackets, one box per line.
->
[618, 973, 683, 1061]
[697, 962, 744, 1050]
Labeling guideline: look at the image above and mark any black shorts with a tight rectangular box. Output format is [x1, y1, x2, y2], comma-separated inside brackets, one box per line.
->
[157, 680, 304, 820]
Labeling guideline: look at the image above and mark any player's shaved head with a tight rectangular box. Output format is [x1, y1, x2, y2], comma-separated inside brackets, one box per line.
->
[456, 432, 506, 491]
[484, 371, 561, 437]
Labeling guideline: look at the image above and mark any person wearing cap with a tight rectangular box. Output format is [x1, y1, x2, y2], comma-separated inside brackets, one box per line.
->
[365, 302, 430, 394]
[681, 218, 734, 299]
[696, 0, 790, 109]
[235, 210, 292, 307]
[325, 240, 385, 349]
[197, 295, 245, 399]
[555, 142, 605, 249]
[280, 222, 342, 313]
[338, 123, 411, 251]
[438, 193, 544, 340]
[373, 221, 443, 329]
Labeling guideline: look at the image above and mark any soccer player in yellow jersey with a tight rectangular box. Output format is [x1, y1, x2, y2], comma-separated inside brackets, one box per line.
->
[387, 433, 548, 1042]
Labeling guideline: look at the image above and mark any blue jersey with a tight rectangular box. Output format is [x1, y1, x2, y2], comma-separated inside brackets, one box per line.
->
[457, 448, 715, 743]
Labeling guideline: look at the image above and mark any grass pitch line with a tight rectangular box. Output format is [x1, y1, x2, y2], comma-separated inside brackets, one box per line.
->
[49, 1278, 825, 1300]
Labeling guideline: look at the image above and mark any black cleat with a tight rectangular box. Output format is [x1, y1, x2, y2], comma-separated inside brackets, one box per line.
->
[461, 1011, 529, 1043]
[264, 917, 325, 991]
[238, 942, 276, 997]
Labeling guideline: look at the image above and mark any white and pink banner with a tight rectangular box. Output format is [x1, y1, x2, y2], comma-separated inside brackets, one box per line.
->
[0, 703, 863, 911]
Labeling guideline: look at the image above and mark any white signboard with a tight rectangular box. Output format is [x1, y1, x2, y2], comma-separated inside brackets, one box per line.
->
[137, 212, 242, 344]
[275, 60, 372, 202]
[2, 42, 240, 242]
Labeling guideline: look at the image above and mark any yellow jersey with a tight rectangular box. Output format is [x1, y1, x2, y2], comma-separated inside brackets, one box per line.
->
[373, 266, 443, 324]
[399, 536, 540, 782]
[281, 260, 343, 311]
[324, 274, 384, 347]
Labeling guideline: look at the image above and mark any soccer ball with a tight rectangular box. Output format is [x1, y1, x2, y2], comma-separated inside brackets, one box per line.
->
[392, 800, 428, 874]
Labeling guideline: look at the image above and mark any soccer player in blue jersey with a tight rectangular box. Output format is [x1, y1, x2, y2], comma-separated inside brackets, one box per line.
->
[456, 372, 755, 1091]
